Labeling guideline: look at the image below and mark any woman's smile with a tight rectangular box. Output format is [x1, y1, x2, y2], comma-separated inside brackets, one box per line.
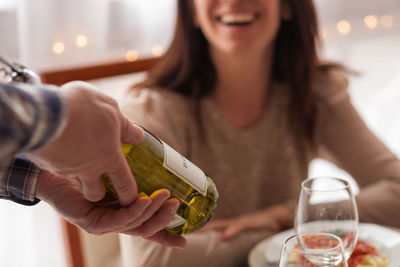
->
[216, 12, 260, 26]
[193, 0, 281, 54]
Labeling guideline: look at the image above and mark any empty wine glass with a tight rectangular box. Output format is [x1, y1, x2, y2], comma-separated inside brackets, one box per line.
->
[295, 177, 358, 260]
[279, 233, 348, 267]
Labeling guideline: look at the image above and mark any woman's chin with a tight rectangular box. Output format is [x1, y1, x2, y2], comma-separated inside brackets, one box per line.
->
[215, 44, 265, 57]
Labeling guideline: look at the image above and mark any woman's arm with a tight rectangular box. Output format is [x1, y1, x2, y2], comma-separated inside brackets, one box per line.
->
[314, 70, 400, 226]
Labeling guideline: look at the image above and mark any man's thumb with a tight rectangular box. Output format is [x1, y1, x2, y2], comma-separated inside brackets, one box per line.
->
[120, 115, 144, 144]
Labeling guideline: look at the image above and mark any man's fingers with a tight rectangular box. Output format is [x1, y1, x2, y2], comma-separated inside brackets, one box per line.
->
[87, 190, 178, 235]
[83, 193, 152, 234]
[125, 189, 173, 230]
[120, 115, 144, 145]
[106, 151, 138, 206]
[129, 197, 179, 237]
[106, 116, 143, 206]
[80, 174, 106, 202]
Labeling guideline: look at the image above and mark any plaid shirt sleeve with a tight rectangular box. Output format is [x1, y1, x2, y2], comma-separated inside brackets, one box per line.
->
[0, 82, 68, 167]
[0, 157, 41, 205]
[0, 82, 68, 205]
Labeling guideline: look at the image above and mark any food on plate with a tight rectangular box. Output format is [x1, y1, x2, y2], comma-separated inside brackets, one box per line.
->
[287, 238, 389, 267]
[348, 239, 389, 267]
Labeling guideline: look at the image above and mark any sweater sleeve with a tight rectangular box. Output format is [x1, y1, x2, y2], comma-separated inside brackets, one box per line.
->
[355, 176, 400, 227]
[314, 69, 400, 226]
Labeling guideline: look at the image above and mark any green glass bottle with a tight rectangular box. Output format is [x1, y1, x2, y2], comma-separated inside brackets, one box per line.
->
[102, 129, 218, 235]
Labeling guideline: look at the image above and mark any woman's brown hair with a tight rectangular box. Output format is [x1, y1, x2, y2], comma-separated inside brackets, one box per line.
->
[136, 0, 333, 144]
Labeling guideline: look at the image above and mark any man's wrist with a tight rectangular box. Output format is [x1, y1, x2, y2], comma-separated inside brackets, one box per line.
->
[34, 169, 50, 201]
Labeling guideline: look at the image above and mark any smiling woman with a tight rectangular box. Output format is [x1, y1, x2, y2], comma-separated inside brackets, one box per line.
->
[116, 0, 400, 266]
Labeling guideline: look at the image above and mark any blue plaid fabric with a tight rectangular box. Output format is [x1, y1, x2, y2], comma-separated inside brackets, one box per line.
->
[0, 82, 67, 205]
[0, 157, 40, 205]
[0, 82, 67, 165]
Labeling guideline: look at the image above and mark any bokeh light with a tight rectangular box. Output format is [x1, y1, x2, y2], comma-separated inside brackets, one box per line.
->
[337, 20, 351, 35]
[125, 50, 138, 62]
[75, 35, 88, 48]
[152, 45, 164, 57]
[380, 15, 394, 28]
[364, 15, 378, 29]
[52, 42, 65, 54]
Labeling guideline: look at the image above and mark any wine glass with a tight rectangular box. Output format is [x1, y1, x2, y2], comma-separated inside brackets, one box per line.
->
[279, 233, 348, 267]
[295, 176, 358, 260]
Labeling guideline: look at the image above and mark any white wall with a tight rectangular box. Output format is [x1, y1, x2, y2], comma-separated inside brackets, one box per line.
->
[310, 1, 400, 185]
[1, 0, 176, 71]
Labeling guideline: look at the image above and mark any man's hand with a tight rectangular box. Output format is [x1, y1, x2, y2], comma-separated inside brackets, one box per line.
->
[35, 170, 187, 248]
[27, 81, 142, 206]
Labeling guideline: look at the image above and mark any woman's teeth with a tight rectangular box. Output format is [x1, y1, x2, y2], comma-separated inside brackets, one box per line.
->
[219, 14, 256, 25]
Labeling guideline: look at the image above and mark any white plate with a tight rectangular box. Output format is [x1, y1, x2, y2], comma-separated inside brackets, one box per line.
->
[248, 223, 400, 267]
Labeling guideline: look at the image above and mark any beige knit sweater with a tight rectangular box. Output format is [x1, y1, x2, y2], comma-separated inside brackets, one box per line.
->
[117, 75, 400, 267]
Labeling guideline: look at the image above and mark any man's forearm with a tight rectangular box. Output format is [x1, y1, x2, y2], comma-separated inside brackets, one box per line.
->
[0, 82, 68, 166]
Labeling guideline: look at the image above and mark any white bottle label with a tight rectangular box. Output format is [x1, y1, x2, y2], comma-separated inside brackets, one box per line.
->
[166, 214, 187, 229]
[162, 141, 207, 196]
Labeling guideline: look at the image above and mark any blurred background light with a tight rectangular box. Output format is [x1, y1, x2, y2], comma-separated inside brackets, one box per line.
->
[151, 45, 164, 57]
[337, 20, 351, 35]
[380, 14, 394, 28]
[364, 15, 378, 29]
[75, 34, 88, 48]
[125, 49, 138, 61]
[52, 42, 65, 54]
[319, 26, 328, 39]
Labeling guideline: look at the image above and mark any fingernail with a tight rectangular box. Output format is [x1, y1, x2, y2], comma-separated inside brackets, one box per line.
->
[133, 123, 144, 140]
[138, 192, 149, 199]
[151, 189, 169, 198]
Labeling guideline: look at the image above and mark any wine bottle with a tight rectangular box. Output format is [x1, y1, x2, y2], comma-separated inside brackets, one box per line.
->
[102, 129, 218, 235]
